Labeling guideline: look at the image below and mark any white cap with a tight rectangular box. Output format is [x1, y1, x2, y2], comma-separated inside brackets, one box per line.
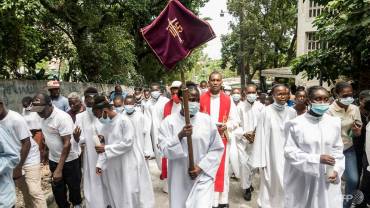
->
[224, 85, 232, 91]
[170, 81, 182, 88]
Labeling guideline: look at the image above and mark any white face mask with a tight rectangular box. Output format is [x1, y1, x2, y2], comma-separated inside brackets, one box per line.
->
[246, 93, 257, 103]
[339, 97, 354, 106]
[86, 107, 93, 115]
[151, 91, 161, 99]
[114, 106, 124, 113]
[225, 91, 231, 96]
[99, 116, 112, 124]
[232, 94, 241, 102]
[188, 102, 200, 116]
[124, 105, 135, 114]
[272, 97, 286, 111]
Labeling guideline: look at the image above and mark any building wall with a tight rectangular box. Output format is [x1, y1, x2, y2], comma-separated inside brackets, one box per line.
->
[0, 80, 132, 113]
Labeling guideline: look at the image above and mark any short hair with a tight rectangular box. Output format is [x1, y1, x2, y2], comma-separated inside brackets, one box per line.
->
[84, 87, 98, 96]
[270, 84, 287, 95]
[178, 81, 199, 98]
[143, 88, 150, 93]
[68, 92, 80, 100]
[124, 95, 135, 102]
[93, 95, 111, 109]
[245, 83, 257, 91]
[113, 95, 124, 102]
[307, 86, 328, 100]
[150, 82, 160, 88]
[22, 96, 33, 105]
[297, 86, 305, 91]
[334, 81, 352, 95]
[295, 89, 307, 97]
[200, 80, 207, 85]
[134, 87, 142, 92]
[208, 71, 223, 81]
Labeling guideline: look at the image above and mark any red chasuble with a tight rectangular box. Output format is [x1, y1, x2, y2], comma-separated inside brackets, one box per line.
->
[160, 97, 180, 180]
[200, 91, 231, 192]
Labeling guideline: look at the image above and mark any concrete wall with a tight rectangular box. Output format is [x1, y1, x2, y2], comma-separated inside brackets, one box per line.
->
[0, 80, 132, 112]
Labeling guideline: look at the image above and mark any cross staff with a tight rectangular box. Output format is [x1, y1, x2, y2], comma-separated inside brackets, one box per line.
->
[180, 71, 195, 174]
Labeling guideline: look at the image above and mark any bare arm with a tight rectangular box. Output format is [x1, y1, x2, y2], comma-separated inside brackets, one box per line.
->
[19, 138, 31, 167]
[52, 135, 71, 181]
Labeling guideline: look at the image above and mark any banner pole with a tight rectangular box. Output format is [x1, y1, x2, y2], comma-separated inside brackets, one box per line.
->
[180, 70, 195, 174]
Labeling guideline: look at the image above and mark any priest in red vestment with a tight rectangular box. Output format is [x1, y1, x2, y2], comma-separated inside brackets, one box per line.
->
[200, 72, 240, 208]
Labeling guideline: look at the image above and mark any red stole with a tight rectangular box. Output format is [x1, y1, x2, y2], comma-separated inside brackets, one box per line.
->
[160, 99, 175, 180]
[200, 91, 231, 192]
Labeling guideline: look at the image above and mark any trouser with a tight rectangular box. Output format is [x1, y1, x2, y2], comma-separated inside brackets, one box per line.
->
[360, 153, 370, 205]
[353, 134, 365, 186]
[49, 159, 82, 208]
[16, 164, 47, 208]
[343, 147, 359, 208]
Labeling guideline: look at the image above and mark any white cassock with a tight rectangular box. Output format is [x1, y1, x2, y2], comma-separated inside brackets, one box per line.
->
[228, 102, 242, 178]
[235, 101, 264, 190]
[284, 113, 345, 208]
[251, 104, 296, 208]
[75, 111, 106, 208]
[144, 96, 170, 169]
[209, 95, 240, 206]
[158, 112, 224, 208]
[124, 110, 154, 158]
[96, 114, 155, 208]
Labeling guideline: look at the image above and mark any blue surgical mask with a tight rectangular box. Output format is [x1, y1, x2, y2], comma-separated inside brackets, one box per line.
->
[232, 94, 241, 102]
[311, 103, 330, 116]
[86, 107, 93, 115]
[188, 102, 200, 116]
[99, 114, 112, 125]
[339, 97, 354, 106]
[272, 98, 286, 111]
[114, 106, 124, 113]
[151, 91, 161, 99]
[246, 93, 257, 103]
[124, 105, 135, 115]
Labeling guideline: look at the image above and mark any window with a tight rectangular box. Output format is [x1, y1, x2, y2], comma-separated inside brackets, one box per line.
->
[309, 1, 324, 18]
[306, 32, 320, 51]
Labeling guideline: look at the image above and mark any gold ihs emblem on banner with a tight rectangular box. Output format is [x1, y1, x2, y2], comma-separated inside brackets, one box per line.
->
[167, 18, 184, 44]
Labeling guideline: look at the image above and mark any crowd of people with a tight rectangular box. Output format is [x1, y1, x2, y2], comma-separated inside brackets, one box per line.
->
[1, 71, 370, 208]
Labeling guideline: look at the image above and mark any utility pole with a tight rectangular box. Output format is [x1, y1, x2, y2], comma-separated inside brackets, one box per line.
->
[239, 7, 246, 89]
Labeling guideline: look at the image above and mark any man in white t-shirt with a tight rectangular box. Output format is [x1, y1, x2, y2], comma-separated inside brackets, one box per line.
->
[31, 93, 82, 208]
[0, 97, 46, 208]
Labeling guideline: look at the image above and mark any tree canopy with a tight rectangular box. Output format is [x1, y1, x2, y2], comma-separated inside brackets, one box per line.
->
[0, 0, 210, 85]
[292, 0, 370, 90]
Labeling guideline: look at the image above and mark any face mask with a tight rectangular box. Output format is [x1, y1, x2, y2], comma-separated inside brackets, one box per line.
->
[225, 91, 231, 96]
[151, 91, 161, 99]
[86, 107, 93, 115]
[25, 105, 32, 111]
[232, 94, 241, 102]
[188, 102, 200, 116]
[114, 106, 124, 113]
[201, 89, 208, 93]
[246, 93, 257, 103]
[272, 98, 286, 111]
[311, 103, 330, 116]
[99, 116, 112, 125]
[124, 105, 135, 114]
[339, 97, 354, 106]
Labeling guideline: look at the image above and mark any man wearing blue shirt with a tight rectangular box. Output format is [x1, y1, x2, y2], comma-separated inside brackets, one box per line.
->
[47, 80, 70, 112]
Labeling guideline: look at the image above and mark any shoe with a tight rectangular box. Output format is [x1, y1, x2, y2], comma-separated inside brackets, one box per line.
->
[243, 188, 252, 201]
[73, 205, 82, 208]
[218, 204, 229, 208]
[250, 185, 254, 192]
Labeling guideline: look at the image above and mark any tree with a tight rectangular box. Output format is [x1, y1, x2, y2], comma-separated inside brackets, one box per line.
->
[292, 0, 370, 90]
[1, 0, 210, 85]
[221, 0, 297, 88]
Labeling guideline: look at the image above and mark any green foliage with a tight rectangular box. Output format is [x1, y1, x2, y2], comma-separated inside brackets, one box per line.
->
[292, 0, 370, 87]
[0, 0, 210, 85]
[221, 0, 297, 82]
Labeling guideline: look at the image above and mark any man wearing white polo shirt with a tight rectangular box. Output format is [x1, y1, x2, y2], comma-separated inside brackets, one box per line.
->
[31, 93, 82, 208]
[0, 97, 46, 208]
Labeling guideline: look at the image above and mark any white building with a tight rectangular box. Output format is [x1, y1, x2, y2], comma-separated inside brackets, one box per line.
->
[295, 0, 328, 87]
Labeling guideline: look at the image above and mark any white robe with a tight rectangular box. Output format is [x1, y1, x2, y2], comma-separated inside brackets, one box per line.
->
[284, 113, 344, 208]
[144, 96, 170, 169]
[235, 101, 264, 189]
[208, 94, 240, 205]
[158, 112, 224, 208]
[251, 105, 296, 208]
[124, 111, 153, 158]
[96, 115, 155, 208]
[75, 111, 106, 208]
